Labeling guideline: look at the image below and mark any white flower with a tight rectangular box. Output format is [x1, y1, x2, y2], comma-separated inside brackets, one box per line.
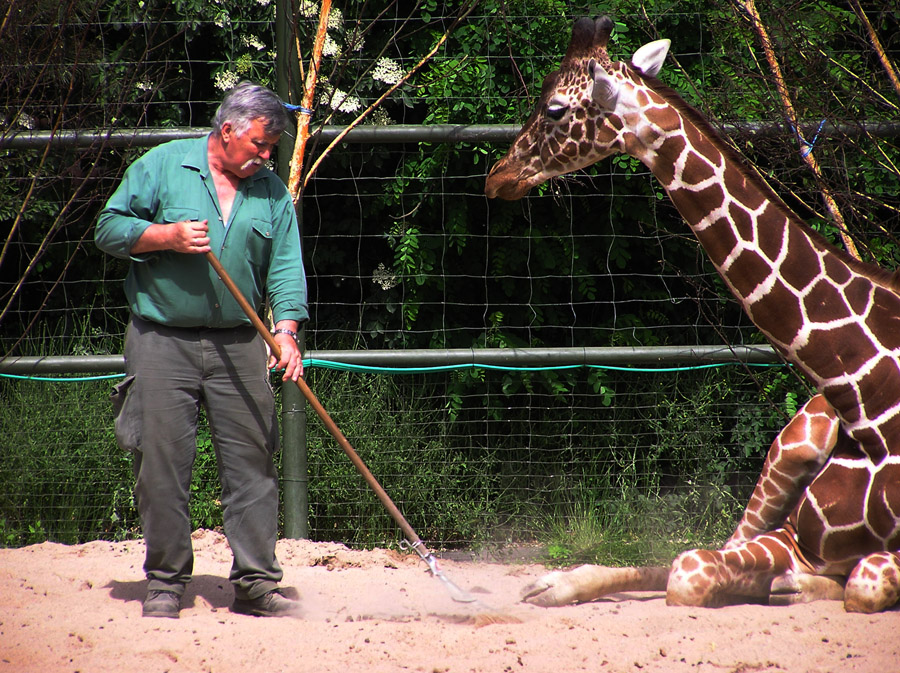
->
[321, 34, 339, 57]
[327, 8, 343, 30]
[346, 29, 365, 52]
[368, 108, 392, 126]
[373, 263, 398, 290]
[319, 86, 361, 114]
[372, 57, 403, 85]
[135, 80, 155, 92]
[296, 3, 342, 29]
[16, 112, 36, 130]
[241, 35, 266, 51]
[256, 0, 272, 5]
[297, 1, 317, 18]
[214, 70, 240, 92]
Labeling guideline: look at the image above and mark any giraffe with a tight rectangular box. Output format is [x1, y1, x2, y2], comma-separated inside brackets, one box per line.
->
[485, 16, 900, 613]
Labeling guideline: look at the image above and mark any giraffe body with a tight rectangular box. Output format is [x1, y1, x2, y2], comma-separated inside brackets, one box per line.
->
[486, 17, 900, 612]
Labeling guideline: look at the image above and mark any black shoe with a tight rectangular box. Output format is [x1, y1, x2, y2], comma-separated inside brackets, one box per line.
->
[142, 590, 181, 618]
[232, 588, 300, 617]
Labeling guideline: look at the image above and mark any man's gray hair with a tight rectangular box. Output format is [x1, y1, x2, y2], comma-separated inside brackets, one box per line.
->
[212, 81, 289, 137]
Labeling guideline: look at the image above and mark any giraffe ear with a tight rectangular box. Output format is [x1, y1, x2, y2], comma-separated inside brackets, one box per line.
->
[589, 59, 619, 108]
[631, 39, 671, 77]
[588, 59, 619, 109]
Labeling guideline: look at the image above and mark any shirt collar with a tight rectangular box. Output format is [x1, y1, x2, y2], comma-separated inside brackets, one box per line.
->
[181, 134, 211, 177]
[181, 133, 268, 184]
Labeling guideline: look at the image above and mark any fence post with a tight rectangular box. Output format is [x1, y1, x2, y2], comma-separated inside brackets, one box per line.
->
[276, 0, 309, 538]
[281, 375, 309, 539]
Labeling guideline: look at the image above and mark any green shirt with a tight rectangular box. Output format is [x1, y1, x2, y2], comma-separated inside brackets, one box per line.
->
[95, 135, 307, 328]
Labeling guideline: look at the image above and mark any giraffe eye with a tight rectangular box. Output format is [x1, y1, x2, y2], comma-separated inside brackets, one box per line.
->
[546, 103, 567, 121]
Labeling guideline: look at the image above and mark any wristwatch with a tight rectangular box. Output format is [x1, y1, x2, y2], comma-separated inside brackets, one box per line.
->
[272, 328, 298, 342]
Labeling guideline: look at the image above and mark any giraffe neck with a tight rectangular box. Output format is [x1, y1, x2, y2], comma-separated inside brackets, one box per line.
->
[630, 83, 900, 462]
[653, 122, 805, 341]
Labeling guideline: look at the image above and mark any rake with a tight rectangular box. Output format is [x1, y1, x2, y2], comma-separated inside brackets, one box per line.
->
[205, 251, 475, 603]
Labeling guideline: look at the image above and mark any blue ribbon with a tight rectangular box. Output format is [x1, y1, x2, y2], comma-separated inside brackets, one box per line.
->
[798, 119, 827, 158]
[283, 103, 313, 115]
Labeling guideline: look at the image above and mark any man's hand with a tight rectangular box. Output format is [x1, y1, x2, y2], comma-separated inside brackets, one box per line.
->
[269, 323, 303, 382]
[130, 220, 211, 255]
[169, 220, 211, 254]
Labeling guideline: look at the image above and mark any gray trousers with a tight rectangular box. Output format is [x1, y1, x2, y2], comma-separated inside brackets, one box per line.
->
[113, 317, 282, 600]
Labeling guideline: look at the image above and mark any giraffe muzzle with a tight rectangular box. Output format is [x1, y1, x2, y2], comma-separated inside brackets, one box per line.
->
[485, 161, 534, 200]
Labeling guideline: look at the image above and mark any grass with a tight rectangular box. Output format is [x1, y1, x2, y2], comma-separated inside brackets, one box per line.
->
[534, 483, 745, 568]
[2, 324, 775, 561]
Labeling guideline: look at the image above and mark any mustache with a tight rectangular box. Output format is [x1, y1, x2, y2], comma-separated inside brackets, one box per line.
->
[240, 158, 264, 171]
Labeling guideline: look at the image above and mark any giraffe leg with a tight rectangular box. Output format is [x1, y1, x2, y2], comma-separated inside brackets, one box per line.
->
[665, 549, 771, 607]
[667, 531, 808, 607]
[843, 552, 900, 613]
[521, 564, 669, 607]
[725, 394, 839, 549]
[666, 549, 726, 607]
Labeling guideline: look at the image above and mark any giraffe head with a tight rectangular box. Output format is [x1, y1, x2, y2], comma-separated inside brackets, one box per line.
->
[485, 17, 671, 200]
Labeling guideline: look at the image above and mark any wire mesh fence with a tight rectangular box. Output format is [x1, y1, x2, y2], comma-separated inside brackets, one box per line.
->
[1, 2, 898, 553]
[0, 360, 794, 552]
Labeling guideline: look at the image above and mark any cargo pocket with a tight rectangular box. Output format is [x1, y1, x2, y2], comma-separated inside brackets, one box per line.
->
[110, 375, 141, 452]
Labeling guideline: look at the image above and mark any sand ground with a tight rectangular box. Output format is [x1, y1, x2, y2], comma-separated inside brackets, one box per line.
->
[1, 529, 898, 673]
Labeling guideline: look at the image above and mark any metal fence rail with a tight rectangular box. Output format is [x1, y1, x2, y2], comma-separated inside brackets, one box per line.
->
[0, 344, 781, 374]
[5, 121, 899, 150]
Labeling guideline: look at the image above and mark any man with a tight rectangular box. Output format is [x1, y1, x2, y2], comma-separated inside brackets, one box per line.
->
[96, 81, 307, 618]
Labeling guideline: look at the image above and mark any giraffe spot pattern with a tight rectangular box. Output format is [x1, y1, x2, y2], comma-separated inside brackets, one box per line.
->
[702, 217, 739, 268]
[866, 287, 900, 350]
[803, 279, 852, 323]
[727, 249, 774, 300]
[868, 462, 900, 541]
[681, 149, 716, 185]
[745, 280, 803, 346]
[652, 105, 681, 133]
[858, 358, 900, 427]
[676, 183, 725, 231]
[796, 323, 878, 381]
[823, 253, 853, 284]
[845, 276, 873, 314]
[727, 201, 756, 244]
[757, 220, 785, 264]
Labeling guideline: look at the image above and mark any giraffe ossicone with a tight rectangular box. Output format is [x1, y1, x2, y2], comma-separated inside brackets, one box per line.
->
[486, 16, 900, 613]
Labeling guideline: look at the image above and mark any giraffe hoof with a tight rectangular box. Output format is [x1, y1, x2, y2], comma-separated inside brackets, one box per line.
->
[522, 565, 614, 607]
[769, 573, 845, 605]
[521, 572, 573, 607]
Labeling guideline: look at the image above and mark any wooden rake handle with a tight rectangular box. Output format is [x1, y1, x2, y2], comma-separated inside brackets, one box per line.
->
[204, 251, 427, 551]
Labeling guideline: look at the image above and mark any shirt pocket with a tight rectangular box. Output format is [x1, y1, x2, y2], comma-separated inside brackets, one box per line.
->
[161, 206, 200, 223]
[245, 218, 273, 266]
